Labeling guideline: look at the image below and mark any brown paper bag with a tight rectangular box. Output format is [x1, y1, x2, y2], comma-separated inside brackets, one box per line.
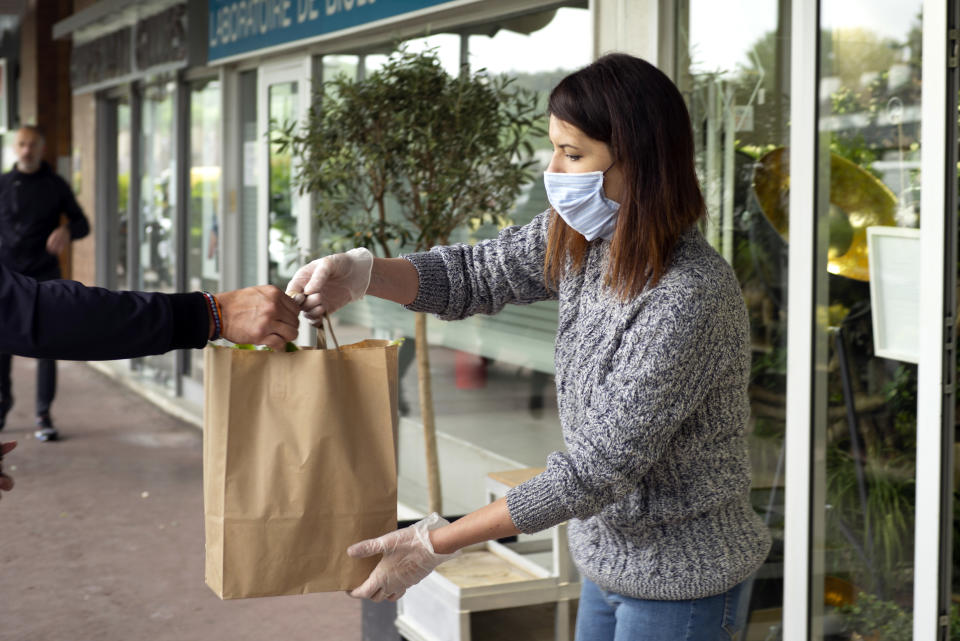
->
[203, 336, 399, 599]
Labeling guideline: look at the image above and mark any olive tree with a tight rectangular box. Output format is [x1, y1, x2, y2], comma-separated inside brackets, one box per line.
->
[284, 48, 544, 513]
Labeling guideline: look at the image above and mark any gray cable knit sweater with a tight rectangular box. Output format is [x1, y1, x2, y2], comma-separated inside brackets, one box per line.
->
[403, 212, 771, 601]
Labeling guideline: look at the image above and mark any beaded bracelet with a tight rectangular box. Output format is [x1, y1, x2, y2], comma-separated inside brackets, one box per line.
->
[201, 291, 222, 341]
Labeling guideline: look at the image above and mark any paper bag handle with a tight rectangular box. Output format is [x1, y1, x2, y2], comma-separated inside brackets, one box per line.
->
[316, 313, 340, 351]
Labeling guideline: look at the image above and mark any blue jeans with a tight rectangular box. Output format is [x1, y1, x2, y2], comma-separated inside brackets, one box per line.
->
[574, 577, 749, 641]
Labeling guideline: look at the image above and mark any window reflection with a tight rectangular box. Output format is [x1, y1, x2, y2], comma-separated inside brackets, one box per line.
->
[239, 70, 258, 288]
[815, 3, 922, 639]
[139, 81, 176, 294]
[679, 1, 789, 637]
[188, 78, 221, 294]
[136, 79, 177, 391]
[117, 96, 131, 290]
[325, 7, 590, 514]
[267, 81, 298, 291]
[187, 78, 221, 384]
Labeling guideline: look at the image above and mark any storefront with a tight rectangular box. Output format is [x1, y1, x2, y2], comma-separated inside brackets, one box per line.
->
[202, 0, 598, 536]
[55, 0, 960, 638]
[55, 1, 217, 402]
[677, 0, 954, 638]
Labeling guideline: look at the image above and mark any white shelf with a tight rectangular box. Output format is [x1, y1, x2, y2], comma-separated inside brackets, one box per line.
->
[395, 468, 580, 641]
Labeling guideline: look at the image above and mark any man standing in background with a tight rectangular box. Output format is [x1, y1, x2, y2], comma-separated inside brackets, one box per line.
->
[0, 125, 90, 442]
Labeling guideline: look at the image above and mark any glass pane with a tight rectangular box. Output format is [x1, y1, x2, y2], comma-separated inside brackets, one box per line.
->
[814, 3, 921, 637]
[679, 1, 789, 637]
[137, 80, 177, 390]
[187, 78, 221, 383]
[187, 78, 221, 294]
[239, 70, 258, 288]
[400, 33, 462, 77]
[117, 96, 131, 290]
[323, 54, 359, 81]
[465, 7, 591, 241]
[139, 81, 176, 293]
[334, 7, 590, 516]
[953, 66, 960, 641]
[267, 81, 298, 291]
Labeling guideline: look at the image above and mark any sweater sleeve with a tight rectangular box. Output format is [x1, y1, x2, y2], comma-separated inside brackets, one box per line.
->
[402, 212, 555, 319]
[506, 282, 747, 533]
[0, 263, 209, 360]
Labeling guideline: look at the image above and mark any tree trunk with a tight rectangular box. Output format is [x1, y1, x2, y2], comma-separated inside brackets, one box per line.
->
[415, 311, 442, 514]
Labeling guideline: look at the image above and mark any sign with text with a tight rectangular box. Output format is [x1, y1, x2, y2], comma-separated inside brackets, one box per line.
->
[70, 4, 190, 90]
[208, 0, 455, 61]
[867, 226, 920, 363]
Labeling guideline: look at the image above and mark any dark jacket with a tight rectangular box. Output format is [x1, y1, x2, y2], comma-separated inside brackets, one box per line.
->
[0, 161, 90, 278]
[0, 263, 208, 360]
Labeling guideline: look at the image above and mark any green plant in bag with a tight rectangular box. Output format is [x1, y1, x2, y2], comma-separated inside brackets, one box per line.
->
[232, 343, 299, 352]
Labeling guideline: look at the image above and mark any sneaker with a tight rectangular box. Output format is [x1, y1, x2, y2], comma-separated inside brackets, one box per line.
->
[34, 415, 58, 442]
[0, 398, 11, 431]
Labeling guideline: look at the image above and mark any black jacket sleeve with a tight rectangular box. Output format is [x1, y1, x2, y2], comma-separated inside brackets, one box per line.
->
[0, 263, 209, 360]
[58, 175, 90, 240]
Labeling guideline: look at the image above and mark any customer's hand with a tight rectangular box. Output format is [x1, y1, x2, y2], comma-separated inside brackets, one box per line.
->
[0, 441, 17, 501]
[347, 513, 458, 602]
[216, 286, 301, 351]
[286, 248, 373, 324]
[46, 225, 70, 255]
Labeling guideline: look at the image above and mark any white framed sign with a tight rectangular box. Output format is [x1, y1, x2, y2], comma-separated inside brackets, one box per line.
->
[867, 225, 921, 363]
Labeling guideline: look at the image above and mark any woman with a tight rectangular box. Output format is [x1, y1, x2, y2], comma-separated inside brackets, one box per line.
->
[288, 53, 771, 640]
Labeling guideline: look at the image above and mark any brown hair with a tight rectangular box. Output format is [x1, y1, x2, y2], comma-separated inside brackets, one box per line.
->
[544, 53, 705, 299]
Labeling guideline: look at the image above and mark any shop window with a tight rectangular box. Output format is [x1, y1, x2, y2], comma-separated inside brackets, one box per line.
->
[116, 96, 131, 290]
[678, 0, 789, 635]
[187, 77, 221, 294]
[397, 33, 462, 77]
[136, 79, 177, 391]
[239, 70, 259, 288]
[186, 77, 222, 385]
[326, 7, 591, 513]
[267, 80, 298, 291]
[322, 54, 359, 82]
[812, 3, 922, 638]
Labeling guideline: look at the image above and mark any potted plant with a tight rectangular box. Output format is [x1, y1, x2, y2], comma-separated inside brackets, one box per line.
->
[282, 47, 544, 513]
[839, 591, 912, 641]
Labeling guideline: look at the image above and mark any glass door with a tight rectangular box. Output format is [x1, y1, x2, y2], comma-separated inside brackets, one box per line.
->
[116, 94, 131, 290]
[258, 59, 312, 293]
[137, 80, 177, 390]
[187, 77, 221, 295]
[677, 1, 790, 636]
[239, 70, 259, 288]
[186, 77, 222, 386]
[810, 1, 925, 638]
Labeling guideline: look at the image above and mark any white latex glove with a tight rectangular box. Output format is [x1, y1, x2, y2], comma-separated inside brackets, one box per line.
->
[286, 247, 373, 324]
[347, 512, 458, 602]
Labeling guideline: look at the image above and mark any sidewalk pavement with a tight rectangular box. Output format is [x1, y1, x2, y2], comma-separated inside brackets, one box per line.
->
[1, 357, 360, 641]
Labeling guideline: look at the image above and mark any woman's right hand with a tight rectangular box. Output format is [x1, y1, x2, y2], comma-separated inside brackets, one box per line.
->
[286, 248, 374, 324]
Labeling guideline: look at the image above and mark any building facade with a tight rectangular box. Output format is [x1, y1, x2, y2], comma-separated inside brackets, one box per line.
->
[10, 0, 956, 638]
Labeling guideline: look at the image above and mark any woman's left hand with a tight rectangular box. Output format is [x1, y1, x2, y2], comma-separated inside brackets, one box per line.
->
[347, 513, 458, 602]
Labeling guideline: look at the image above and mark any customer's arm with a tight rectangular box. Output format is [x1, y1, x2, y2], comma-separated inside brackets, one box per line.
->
[289, 212, 555, 325]
[0, 263, 300, 360]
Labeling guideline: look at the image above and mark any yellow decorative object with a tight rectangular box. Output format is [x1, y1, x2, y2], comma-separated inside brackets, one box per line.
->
[752, 147, 898, 281]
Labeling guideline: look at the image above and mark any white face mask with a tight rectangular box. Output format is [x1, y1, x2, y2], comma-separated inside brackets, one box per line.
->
[543, 166, 620, 241]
